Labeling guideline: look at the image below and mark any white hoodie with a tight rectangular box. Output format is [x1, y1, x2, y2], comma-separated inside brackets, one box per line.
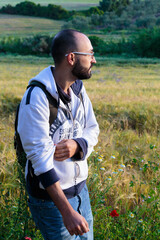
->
[18, 66, 99, 199]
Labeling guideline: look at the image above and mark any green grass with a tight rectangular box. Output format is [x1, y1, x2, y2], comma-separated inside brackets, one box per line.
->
[0, 14, 64, 37]
[0, 0, 99, 10]
[0, 54, 159, 239]
[0, 13, 133, 42]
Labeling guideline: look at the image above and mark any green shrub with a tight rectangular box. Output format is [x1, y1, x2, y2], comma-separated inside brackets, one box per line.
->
[78, 7, 104, 17]
[2, 28, 160, 58]
[0, 35, 52, 56]
[89, 36, 108, 55]
[63, 16, 91, 31]
[135, 16, 156, 29]
[133, 28, 160, 57]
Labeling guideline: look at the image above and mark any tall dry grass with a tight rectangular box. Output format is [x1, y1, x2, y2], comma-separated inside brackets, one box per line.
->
[0, 55, 159, 239]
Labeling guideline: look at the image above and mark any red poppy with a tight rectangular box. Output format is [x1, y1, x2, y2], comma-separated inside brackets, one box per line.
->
[24, 237, 32, 240]
[110, 210, 119, 217]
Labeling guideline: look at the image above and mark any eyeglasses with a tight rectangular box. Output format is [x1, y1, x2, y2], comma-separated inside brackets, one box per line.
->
[65, 52, 95, 58]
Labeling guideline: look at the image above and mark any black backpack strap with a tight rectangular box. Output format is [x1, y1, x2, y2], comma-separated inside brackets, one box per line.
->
[27, 80, 58, 125]
[15, 103, 20, 132]
[26, 86, 35, 105]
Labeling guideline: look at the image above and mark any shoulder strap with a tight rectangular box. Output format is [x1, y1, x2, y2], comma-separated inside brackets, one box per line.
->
[27, 80, 58, 125]
[15, 103, 20, 132]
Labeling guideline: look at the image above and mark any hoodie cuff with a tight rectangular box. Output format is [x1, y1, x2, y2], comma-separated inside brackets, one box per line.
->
[38, 168, 60, 188]
[72, 138, 88, 161]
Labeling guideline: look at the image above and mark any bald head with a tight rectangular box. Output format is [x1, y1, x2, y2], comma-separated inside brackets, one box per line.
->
[74, 32, 93, 53]
[51, 29, 91, 66]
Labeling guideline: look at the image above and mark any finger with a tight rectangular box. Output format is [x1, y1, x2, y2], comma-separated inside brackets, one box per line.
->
[74, 222, 88, 236]
[55, 144, 68, 152]
[55, 144, 65, 151]
[68, 230, 74, 236]
[54, 150, 69, 158]
[71, 226, 83, 236]
[54, 158, 68, 162]
[54, 155, 68, 161]
[54, 148, 69, 155]
[81, 221, 89, 233]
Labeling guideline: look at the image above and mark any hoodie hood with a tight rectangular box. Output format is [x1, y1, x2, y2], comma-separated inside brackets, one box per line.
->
[71, 79, 83, 96]
[29, 66, 59, 101]
[29, 66, 83, 101]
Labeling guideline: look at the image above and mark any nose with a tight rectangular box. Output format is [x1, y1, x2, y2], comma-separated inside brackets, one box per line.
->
[92, 56, 96, 64]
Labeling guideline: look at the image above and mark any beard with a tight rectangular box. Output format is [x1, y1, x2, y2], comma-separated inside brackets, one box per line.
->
[72, 58, 92, 80]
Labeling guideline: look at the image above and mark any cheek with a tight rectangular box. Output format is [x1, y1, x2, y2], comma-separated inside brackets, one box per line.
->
[81, 59, 91, 68]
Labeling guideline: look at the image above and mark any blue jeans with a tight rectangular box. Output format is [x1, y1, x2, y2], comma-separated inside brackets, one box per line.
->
[28, 184, 93, 240]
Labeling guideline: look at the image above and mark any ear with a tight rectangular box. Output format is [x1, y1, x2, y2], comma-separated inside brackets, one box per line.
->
[66, 53, 75, 66]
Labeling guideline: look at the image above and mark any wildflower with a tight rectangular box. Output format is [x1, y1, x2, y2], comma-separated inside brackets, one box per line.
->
[94, 173, 98, 177]
[141, 159, 144, 163]
[112, 171, 118, 174]
[107, 176, 112, 181]
[25, 237, 32, 240]
[118, 168, 123, 172]
[140, 168, 142, 170]
[110, 210, 119, 217]
[129, 212, 134, 218]
[148, 196, 151, 199]
[120, 164, 125, 168]
[97, 158, 102, 162]
[111, 155, 115, 159]
[138, 219, 143, 223]
[100, 167, 105, 171]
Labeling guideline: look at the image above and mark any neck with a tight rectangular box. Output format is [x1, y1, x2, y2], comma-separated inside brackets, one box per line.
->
[53, 66, 76, 94]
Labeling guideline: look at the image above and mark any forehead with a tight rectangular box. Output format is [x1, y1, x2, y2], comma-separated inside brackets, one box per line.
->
[75, 33, 93, 51]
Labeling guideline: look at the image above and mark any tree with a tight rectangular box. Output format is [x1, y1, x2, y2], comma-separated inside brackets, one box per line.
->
[99, 0, 112, 12]
[15, 1, 37, 15]
[0, 4, 15, 14]
[99, 0, 130, 13]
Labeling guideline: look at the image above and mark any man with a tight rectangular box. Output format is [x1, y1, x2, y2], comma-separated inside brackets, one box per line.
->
[18, 29, 99, 239]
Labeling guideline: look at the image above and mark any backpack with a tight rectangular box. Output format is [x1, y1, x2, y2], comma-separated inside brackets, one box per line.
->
[14, 80, 58, 169]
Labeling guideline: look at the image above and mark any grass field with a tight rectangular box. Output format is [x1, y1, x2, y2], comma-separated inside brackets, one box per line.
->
[0, 14, 65, 37]
[0, 0, 99, 10]
[0, 13, 131, 42]
[0, 54, 159, 239]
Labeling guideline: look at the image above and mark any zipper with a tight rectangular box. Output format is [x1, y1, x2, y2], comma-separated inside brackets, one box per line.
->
[59, 99, 82, 196]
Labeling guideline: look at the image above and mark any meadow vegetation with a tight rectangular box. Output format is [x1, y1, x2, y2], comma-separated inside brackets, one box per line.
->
[2, 0, 160, 31]
[64, 0, 160, 31]
[0, 55, 159, 239]
[2, 27, 160, 58]
[0, 0, 160, 239]
[0, 14, 64, 38]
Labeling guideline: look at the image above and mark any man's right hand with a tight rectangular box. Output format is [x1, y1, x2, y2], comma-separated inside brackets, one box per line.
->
[46, 182, 89, 236]
[62, 209, 89, 236]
